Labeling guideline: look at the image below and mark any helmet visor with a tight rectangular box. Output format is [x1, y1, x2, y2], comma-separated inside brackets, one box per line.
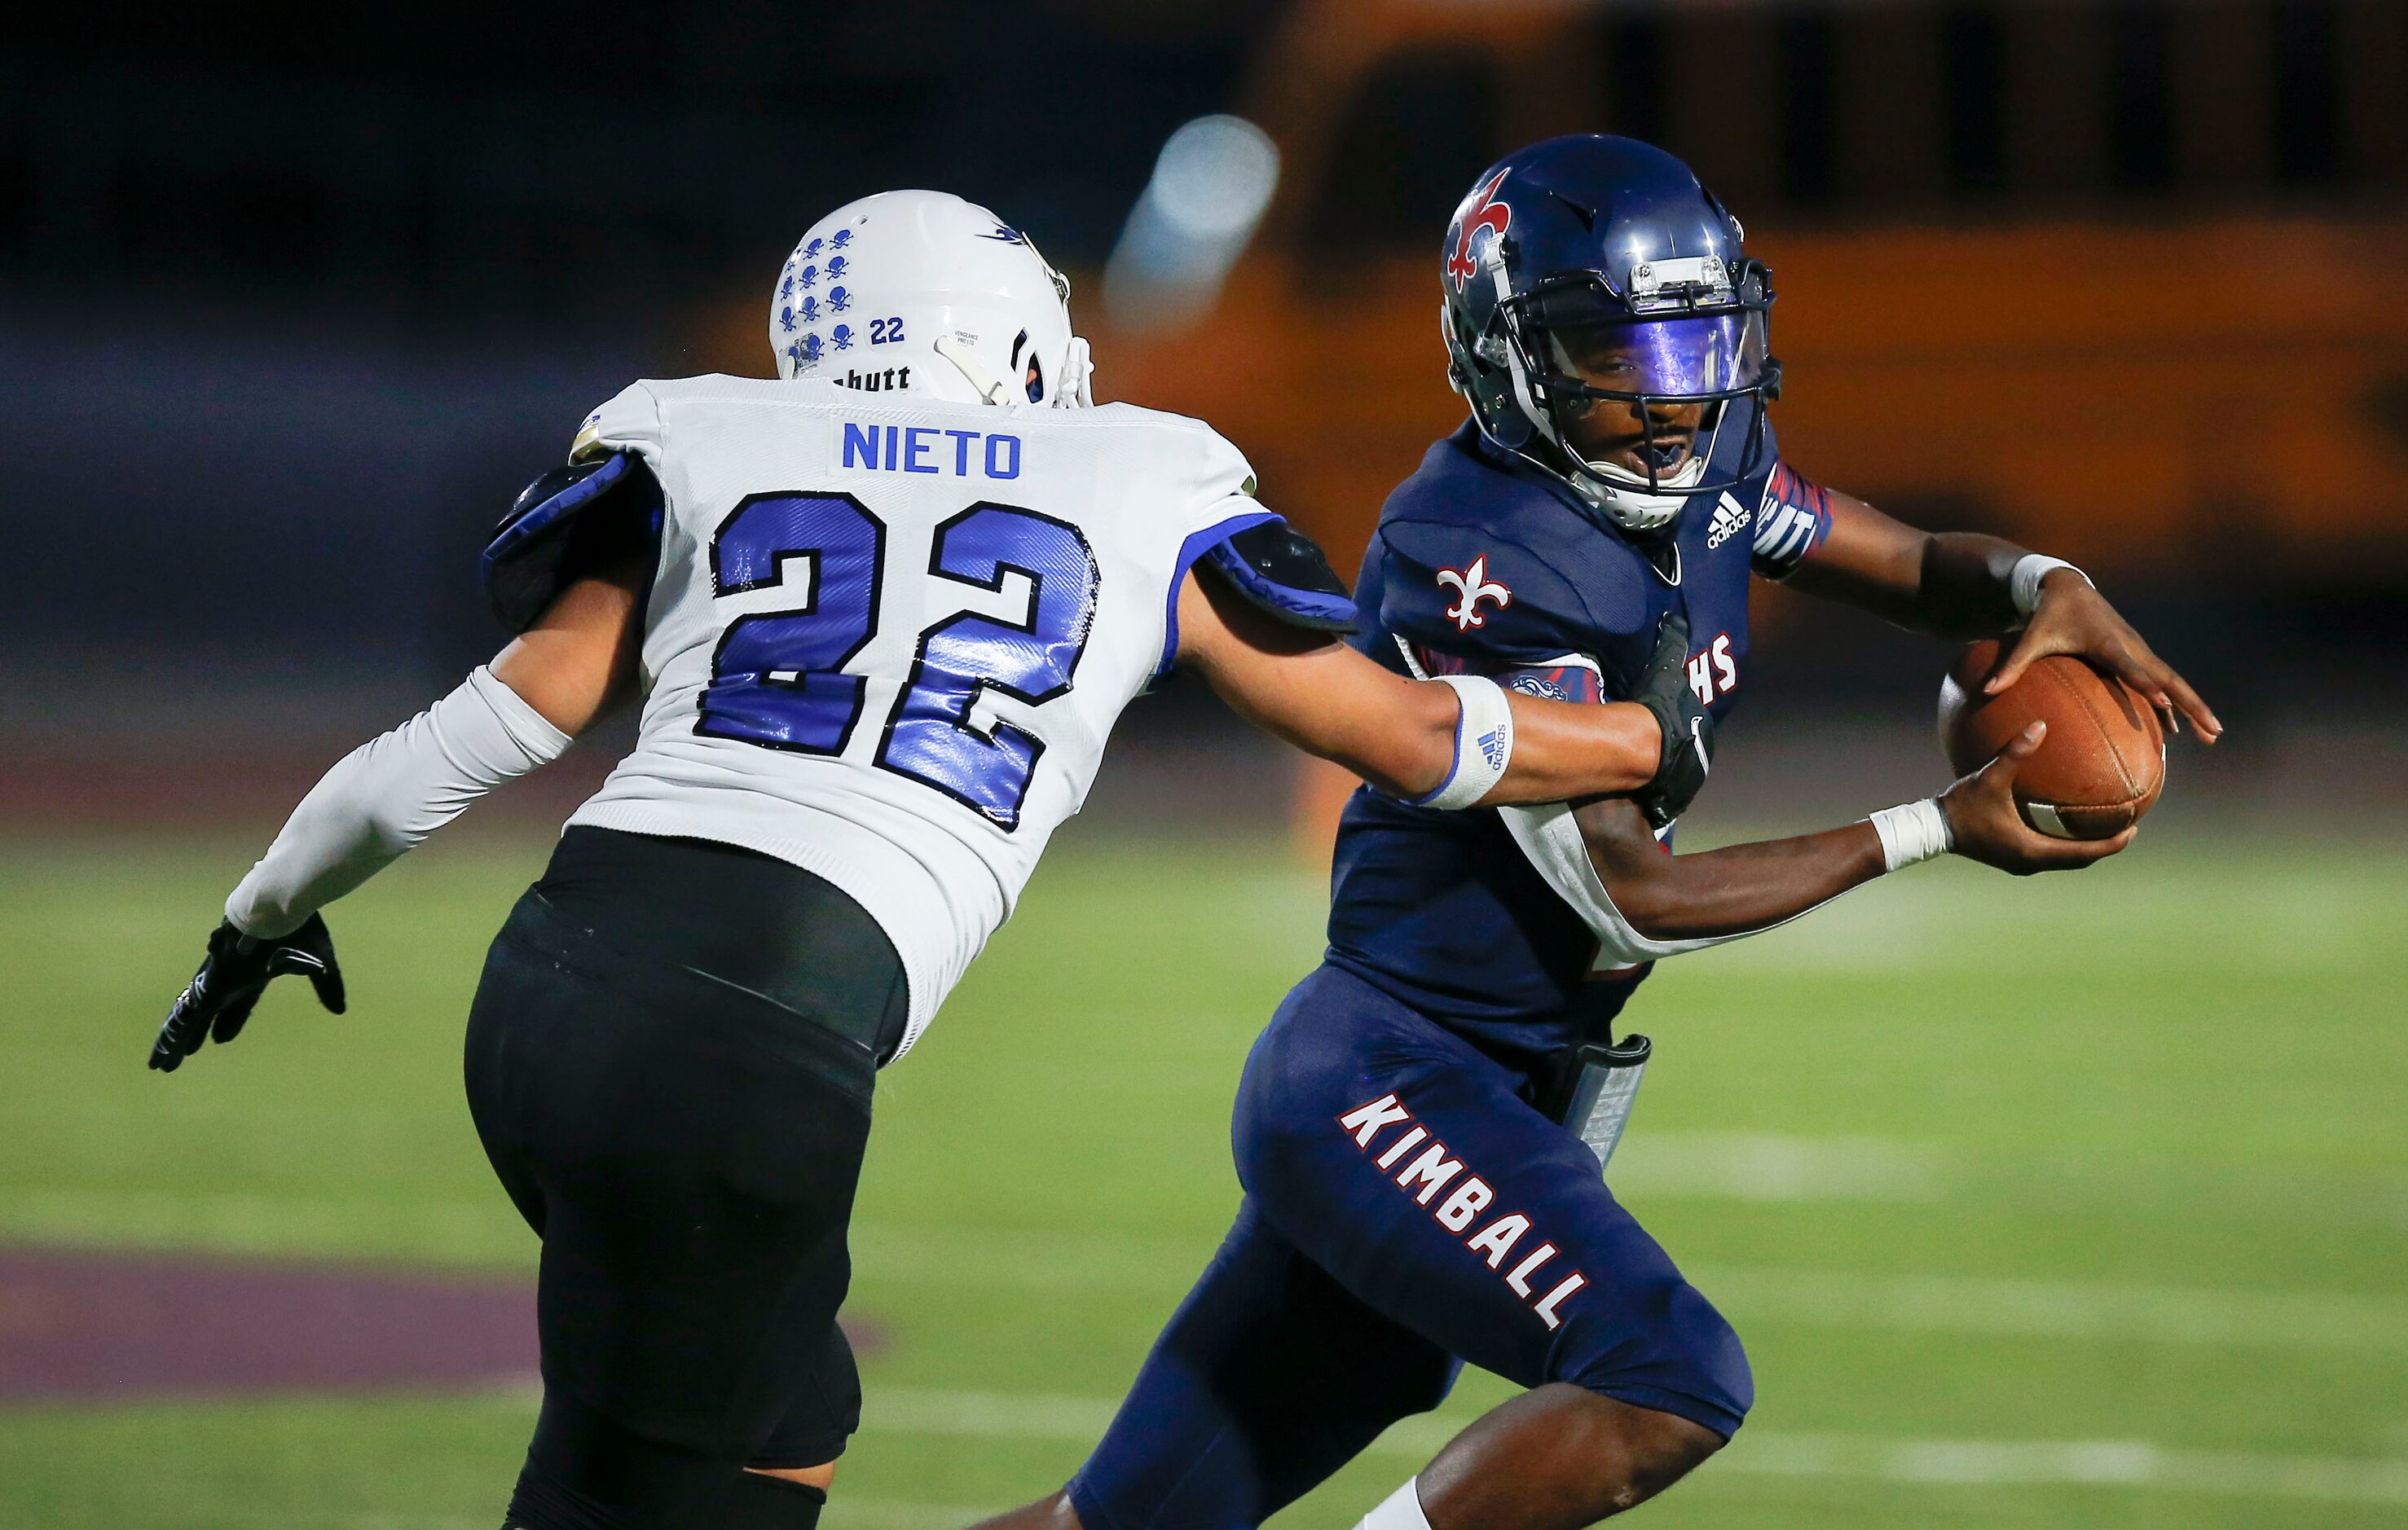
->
[1542, 309, 1771, 400]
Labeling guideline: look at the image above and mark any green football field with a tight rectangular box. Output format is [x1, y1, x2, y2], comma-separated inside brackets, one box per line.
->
[3, 822, 2405, 1528]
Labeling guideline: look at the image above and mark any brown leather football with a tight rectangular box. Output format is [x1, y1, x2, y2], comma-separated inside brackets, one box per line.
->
[1938, 640, 2166, 839]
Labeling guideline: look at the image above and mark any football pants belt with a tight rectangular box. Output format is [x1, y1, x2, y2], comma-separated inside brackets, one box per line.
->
[1540, 1031, 1652, 1173]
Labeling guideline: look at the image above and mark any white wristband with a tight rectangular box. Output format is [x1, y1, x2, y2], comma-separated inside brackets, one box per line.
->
[1868, 798, 1953, 873]
[2010, 554, 2088, 618]
[1414, 674, 1514, 811]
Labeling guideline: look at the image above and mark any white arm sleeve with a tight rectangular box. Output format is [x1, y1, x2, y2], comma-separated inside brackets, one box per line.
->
[1497, 802, 1844, 968]
[225, 667, 572, 938]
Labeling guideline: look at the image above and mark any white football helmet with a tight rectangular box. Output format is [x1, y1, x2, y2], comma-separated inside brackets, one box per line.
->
[769, 190, 1094, 408]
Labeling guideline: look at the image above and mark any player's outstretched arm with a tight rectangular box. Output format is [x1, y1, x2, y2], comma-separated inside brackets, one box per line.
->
[1173, 565, 1691, 811]
[1562, 721, 2128, 958]
[149, 554, 645, 1072]
[1784, 486, 2221, 741]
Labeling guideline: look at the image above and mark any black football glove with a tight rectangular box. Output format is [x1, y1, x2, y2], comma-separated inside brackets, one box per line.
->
[149, 914, 346, 1072]
[1629, 613, 1715, 831]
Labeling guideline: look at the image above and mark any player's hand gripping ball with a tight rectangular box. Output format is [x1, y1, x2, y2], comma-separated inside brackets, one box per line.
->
[1938, 640, 2165, 840]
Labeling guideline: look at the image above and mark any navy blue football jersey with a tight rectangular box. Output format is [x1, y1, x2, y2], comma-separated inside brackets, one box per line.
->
[1323, 413, 1831, 1059]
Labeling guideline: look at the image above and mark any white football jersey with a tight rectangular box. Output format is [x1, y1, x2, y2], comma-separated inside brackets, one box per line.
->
[563, 376, 1274, 1057]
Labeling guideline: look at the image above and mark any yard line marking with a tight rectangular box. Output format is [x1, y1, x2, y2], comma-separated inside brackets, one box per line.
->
[0, 1186, 527, 1264]
[1711, 1431, 2408, 1507]
[13, 1130, 2408, 1269]
[868, 1385, 1120, 1440]
[1689, 1264, 2408, 1353]
[8, 1186, 2405, 1343]
[205, 1505, 999, 1530]
[851, 1223, 1196, 1292]
[333, 1511, 990, 1530]
[5, 1189, 2401, 1355]
[803, 1502, 1008, 1530]
[1609, 1132, 1947, 1202]
[178, 1516, 495, 1530]
[483, 1371, 544, 1404]
[847, 1224, 2408, 1355]
[856, 1387, 2408, 1509]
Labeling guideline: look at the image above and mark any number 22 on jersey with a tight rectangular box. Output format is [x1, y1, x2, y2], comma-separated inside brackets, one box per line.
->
[695, 491, 1098, 830]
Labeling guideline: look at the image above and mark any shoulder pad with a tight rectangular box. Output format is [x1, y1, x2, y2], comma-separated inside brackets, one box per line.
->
[1198, 521, 1358, 633]
[1376, 515, 1646, 664]
[482, 452, 663, 632]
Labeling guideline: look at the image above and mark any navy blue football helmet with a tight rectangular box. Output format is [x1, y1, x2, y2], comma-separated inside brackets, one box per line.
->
[1441, 135, 1779, 533]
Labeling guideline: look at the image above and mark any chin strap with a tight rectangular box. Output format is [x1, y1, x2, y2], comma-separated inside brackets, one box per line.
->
[1573, 457, 1697, 531]
[931, 335, 1010, 405]
[1503, 437, 1684, 538]
[932, 334, 1096, 408]
[1062, 337, 1094, 406]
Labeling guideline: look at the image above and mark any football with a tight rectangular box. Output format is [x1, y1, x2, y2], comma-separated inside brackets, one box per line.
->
[1938, 640, 2166, 839]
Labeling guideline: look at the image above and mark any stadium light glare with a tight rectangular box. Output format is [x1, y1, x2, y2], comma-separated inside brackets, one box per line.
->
[1103, 115, 1280, 334]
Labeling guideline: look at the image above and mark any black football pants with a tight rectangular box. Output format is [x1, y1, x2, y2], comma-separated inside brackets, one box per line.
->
[465, 829, 908, 1530]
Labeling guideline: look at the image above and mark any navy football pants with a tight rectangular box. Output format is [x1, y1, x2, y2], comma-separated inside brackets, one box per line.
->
[1068, 965, 1750, 1530]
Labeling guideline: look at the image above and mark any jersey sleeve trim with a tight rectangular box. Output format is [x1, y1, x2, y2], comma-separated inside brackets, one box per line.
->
[1152, 507, 1283, 684]
[482, 451, 667, 633]
[489, 451, 632, 561]
[571, 380, 667, 464]
[1195, 523, 1359, 634]
[1394, 638, 1607, 704]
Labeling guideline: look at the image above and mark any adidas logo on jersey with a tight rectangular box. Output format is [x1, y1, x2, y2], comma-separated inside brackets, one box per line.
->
[838, 367, 913, 393]
[1705, 491, 1752, 549]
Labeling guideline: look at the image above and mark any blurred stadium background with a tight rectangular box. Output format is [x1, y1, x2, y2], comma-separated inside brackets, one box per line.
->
[3, 1, 2404, 1526]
